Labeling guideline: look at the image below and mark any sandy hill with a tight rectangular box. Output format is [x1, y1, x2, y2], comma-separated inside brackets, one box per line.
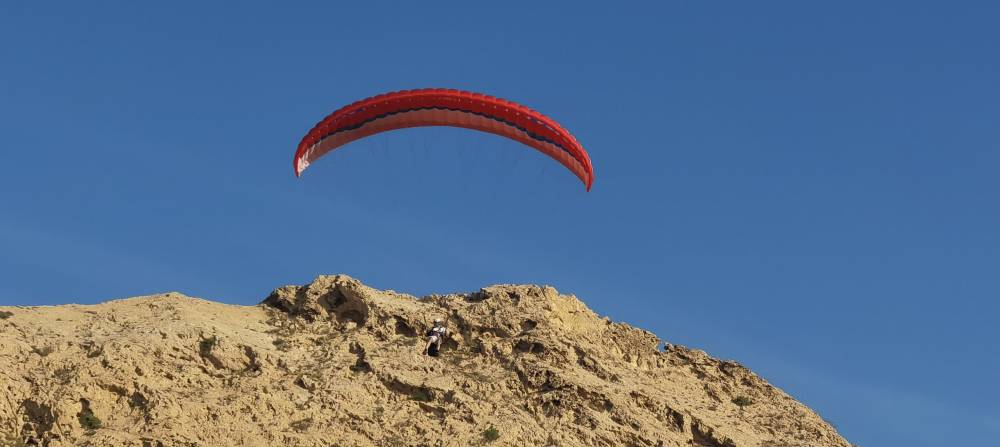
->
[0, 275, 851, 447]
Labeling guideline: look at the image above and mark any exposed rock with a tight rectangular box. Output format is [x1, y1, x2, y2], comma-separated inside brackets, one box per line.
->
[0, 275, 851, 447]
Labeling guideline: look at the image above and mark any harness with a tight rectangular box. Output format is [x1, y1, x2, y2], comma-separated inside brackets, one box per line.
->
[426, 326, 446, 338]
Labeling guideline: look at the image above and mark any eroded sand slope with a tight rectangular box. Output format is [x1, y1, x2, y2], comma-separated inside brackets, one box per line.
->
[0, 275, 850, 447]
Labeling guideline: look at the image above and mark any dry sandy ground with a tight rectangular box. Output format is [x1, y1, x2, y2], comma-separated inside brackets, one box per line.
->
[0, 275, 852, 447]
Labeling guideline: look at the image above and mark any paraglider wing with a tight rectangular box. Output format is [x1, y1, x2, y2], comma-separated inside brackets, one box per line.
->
[293, 88, 594, 190]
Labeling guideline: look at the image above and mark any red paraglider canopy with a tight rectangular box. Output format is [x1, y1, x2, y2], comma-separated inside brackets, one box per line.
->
[293, 88, 594, 190]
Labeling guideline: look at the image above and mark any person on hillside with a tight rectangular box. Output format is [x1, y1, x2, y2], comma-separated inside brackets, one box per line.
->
[423, 318, 447, 357]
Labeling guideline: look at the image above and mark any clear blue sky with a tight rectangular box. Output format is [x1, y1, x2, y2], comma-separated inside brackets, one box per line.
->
[1, 2, 997, 445]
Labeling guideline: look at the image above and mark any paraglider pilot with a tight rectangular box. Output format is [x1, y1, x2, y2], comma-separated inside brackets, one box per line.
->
[423, 318, 447, 357]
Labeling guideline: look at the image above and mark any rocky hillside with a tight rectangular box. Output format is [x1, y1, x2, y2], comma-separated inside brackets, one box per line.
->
[0, 275, 851, 447]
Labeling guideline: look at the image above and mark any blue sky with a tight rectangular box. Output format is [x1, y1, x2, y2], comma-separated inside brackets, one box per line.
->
[1, 2, 997, 445]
